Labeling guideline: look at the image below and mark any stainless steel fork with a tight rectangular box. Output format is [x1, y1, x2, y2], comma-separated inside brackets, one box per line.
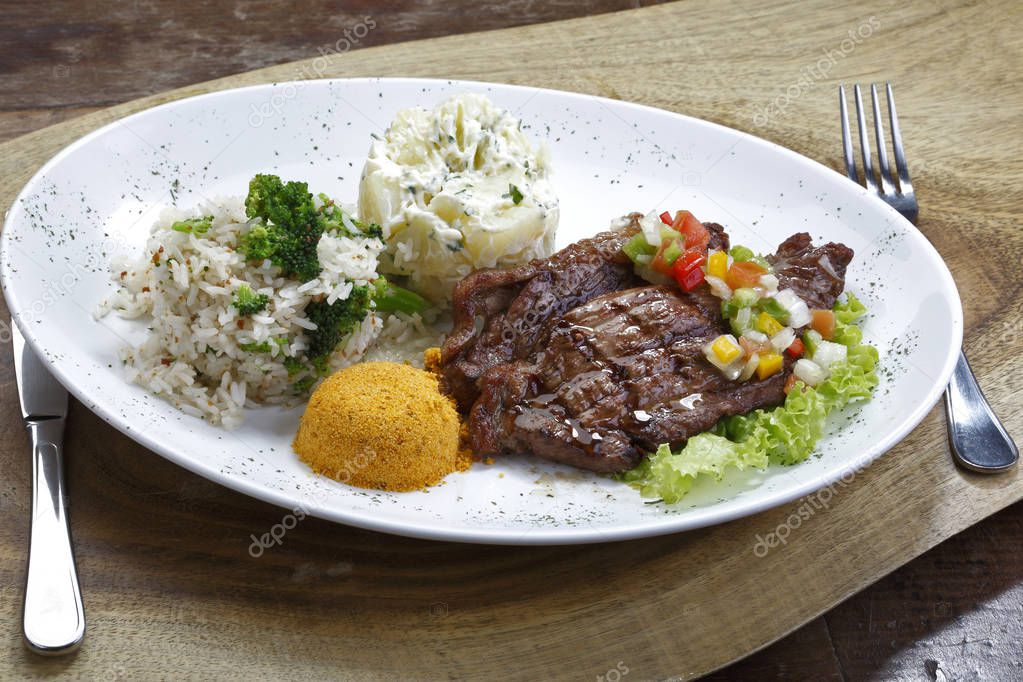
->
[839, 83, 1017, 473]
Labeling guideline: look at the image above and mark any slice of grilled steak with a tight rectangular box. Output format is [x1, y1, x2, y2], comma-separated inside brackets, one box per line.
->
[769, 233, 854, 310]
[440, 214, 729, 410]
[459, 230, 853, 473]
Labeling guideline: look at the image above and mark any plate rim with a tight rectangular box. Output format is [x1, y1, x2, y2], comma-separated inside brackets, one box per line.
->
[0, 76, 964, 545]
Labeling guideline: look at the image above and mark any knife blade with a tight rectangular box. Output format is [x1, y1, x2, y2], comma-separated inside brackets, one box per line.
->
[13, 324, 68, 420]
[12, 321, 85, 655]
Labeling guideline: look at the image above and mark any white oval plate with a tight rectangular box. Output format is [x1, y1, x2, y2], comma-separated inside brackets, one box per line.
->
[1, 78, 961, 545]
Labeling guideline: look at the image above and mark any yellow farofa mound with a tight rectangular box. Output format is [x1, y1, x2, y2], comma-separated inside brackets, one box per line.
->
[294, 362, 468, 492]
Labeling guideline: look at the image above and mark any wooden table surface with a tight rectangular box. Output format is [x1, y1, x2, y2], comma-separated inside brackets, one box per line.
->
[1, 1, 1021, 679]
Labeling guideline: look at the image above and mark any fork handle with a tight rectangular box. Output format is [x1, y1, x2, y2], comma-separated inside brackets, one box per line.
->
[945, 350, 1019, 473]
[23, 418, 85, 655]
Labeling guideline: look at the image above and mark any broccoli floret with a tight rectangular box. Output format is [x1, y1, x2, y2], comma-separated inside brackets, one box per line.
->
[283, 356, 305, 376]
[238, 174, 323, 281]
[232, 284, 270, 316]
[238, 224, 276, 261]
[171, 215, 214, 234]
[317, 195, 384, 239]
[244, 174, 317, 231]
[356, 220, 384, 240]
[238, 340, 274, 353]
[303, 285, 372, 364]
[238, 176, 385, 281]
[371, 277, 430, 315]
[292, 376, 316, 394]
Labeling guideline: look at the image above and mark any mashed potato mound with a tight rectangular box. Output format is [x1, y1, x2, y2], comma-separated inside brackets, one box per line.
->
[294, 362, 469, 492]
[358, 93, 559, 304]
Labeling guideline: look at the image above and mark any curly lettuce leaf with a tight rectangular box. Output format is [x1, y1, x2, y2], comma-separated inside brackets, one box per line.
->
[622, 293, 878, 503]
[620, 436, 769, 503]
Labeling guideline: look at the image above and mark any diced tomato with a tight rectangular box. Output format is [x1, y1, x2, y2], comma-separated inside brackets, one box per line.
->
[725, 261, 768, 290]
[786, 337, 805, 358]
[672, 210, 711, 253]
[672, 250, 706, 291]
[811, 309, 836, 340]
[659, 211, 673, 226]
[650, 236, 683, 275]
[784, 374, 798, 395]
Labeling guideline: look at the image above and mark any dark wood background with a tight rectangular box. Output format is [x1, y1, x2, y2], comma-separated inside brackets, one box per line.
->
[1, 1, 1021, 679]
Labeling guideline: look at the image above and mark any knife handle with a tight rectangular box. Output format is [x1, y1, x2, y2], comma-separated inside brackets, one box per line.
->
[23, 418, 85, 655]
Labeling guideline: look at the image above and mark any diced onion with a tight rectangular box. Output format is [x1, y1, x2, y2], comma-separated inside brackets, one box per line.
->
[812, 340, 847, 369]
[634, 254, 653, 265]
[739, 353, 760, 381]
[759, 274, 779, 293]
[703, 334, 738, 369]
[734, 307, 752, 333]
[722, 361, 743, 381]
[775, 288, 812, 328]
[742, 329, 769, 346]
[774, 289, 801, 308]
[705, 275, 732, 299]
[770, 327, 796, 352]
[787, 304, 812, 328]
[793, 358, 828, 386]
[340, 211, 359, 234]
[640, 212, 665, 247]
[704, 334, 744, 379]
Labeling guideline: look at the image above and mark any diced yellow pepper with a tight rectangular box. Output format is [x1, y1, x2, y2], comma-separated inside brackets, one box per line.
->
[707, 250, 728, 280]
[711, 335, 741, 364]
[756, 311, 784, 336]
[756, 352, 784, 380]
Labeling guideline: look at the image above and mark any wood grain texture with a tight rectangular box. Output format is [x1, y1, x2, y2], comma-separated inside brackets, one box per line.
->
[0, 0, 664, 114]
[0, 0, 1021, 679]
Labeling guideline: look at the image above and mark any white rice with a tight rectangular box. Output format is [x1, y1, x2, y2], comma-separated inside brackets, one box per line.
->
[364, 310, 446, 366]
[95, 197, 390, 429]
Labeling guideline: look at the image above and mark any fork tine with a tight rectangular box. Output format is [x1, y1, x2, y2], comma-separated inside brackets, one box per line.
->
[871, 84, 896, 195]
[885, 83, 915, 196]
[853, 85, 878, 192]
[839, 85, 857, 182]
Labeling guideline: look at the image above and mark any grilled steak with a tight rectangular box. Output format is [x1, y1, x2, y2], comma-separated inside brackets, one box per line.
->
[469, 285, 759, 471]
[439, 215, 852, 473]
[441, 214, 729, 410]
[769, 233, 853, 310]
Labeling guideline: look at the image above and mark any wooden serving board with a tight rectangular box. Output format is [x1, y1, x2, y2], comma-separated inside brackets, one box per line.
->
[1, 0, 1021, 678]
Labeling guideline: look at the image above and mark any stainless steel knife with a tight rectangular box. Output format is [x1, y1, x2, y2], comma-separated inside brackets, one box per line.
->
[12, 322, 85, 655]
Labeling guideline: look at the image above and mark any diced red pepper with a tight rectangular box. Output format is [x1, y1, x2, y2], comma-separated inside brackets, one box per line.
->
[672, 250, 706, 291]
[725, 260, 768, 290]
[659, 211, 673, 226]
[672, 210, 711, 253]
[786, 337, 804, 358]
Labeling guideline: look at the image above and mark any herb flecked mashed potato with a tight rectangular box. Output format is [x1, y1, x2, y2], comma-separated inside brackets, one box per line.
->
[358, 93, 559, 303]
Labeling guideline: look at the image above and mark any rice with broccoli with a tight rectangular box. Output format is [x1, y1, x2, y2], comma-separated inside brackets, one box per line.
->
[97, 174, 432, 429]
